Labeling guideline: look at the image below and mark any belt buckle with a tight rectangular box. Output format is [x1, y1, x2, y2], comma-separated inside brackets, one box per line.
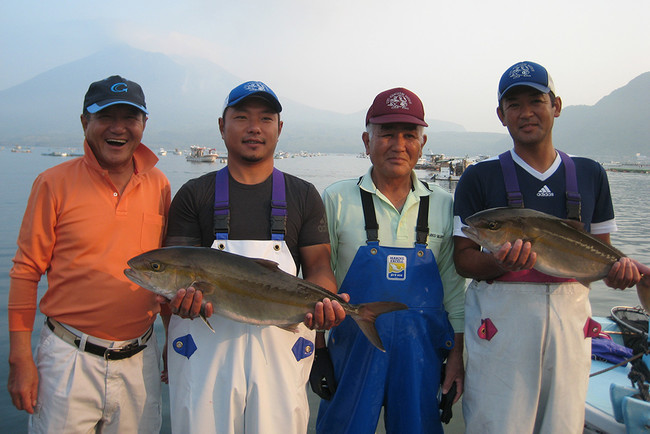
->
[104, 342, 146, 360]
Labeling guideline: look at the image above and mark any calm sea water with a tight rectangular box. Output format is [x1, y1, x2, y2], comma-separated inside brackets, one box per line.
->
[1, 147, 648, 433]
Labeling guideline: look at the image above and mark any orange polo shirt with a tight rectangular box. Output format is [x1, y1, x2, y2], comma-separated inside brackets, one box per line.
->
[9, 141, 171, 340]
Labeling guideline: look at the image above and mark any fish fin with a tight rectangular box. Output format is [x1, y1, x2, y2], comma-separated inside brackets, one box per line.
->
[200, 312, 215, 333]
[191, 281, 216, 332]
[190, 281, 218, 296]
[277, 323, 300, 333]
[561, 219, 586, 232]
[349, 302, 409, 352]
[253, 258, 282, 271]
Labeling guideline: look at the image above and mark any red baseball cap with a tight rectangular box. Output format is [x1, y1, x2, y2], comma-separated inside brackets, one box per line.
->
[365, 87, 428, 127]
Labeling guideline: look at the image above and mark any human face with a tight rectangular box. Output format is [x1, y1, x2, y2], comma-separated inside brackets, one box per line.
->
[497, 87, 561, 148]
[218, 99, 282, 164]
[81, 104, 146, 172]
[363, 123, 426, 182]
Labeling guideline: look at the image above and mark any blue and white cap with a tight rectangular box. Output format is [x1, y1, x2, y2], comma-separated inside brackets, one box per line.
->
[83, 75, 148, 114]
[222, 81, 282, 114]
[498, 61, 556, 102]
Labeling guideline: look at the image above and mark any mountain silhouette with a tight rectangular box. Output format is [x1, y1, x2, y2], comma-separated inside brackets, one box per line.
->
[1, 45, 647, 159]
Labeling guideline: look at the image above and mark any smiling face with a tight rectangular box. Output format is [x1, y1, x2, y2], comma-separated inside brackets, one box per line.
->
[363, 122, 426, 182]
[497, 87, 561, 149]
[81, 104, 147, 171]
[218, 98, 282, 165]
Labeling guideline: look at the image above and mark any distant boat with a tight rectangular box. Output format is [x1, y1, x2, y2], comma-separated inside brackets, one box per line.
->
[158, 148, 167, 156]
[173, 148, 183, 155]
[186, 146, 219, 163]
[11, 145, 31, 153]
[429, 166, 460, 182]
[41, 150, 83, 157]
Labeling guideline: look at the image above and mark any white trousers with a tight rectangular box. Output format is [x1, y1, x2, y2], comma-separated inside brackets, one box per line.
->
[463, 280, 592, 434]
[168, 239, 316, 434]
[29, 323, 162, 434]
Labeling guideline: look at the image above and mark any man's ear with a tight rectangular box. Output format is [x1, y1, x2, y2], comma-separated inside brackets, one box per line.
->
[362, 131, 370, 155]
[496, 106, 506, 126]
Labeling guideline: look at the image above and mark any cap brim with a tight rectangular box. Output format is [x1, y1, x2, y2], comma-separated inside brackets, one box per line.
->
[367, 114, 428, 127]
[86, 100, 149, 114]
[224, 93, 282, 114]
[499, 82, 551, 101]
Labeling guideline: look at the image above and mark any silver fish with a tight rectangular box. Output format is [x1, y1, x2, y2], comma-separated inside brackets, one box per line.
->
[124, 246, 407, 351]
[461, 207, 625, 282]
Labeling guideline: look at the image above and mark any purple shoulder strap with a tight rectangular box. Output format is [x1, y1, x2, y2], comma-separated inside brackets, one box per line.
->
[213, 167, 287, 240]
[270, 169, 287, 241]
[498, 151, 524, 208]
[498, 150, 582, 220]
[557, 150, 581, 221]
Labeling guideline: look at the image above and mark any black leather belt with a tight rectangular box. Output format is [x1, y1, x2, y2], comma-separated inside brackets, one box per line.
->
[46, 317, 152, 360]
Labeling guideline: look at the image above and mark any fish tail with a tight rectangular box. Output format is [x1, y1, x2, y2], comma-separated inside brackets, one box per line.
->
[350, 301, 408, 352]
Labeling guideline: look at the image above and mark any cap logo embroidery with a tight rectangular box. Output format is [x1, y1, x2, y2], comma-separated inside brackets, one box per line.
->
[110, 82, 128, 93]
[244, 81, 268, 92]
[509, 63, 535, 79]
[386, 92, 411, 111]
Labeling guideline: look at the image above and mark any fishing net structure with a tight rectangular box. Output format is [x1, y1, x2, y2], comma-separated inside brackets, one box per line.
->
[609, 306, 650, 401]
[611, 306, 649, 349]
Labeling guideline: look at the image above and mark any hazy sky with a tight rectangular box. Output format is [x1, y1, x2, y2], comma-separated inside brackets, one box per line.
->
[2, 0, 649, 133]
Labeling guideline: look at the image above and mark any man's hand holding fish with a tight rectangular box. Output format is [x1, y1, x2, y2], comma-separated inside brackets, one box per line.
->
[604, 256, 642, 290]
[159, 285, 349, 330]
[492, 239, 537, 272]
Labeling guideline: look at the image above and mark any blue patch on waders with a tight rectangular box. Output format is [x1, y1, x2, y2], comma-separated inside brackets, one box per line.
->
[173, 334, 197, 359]
[292, 337, 314, 361]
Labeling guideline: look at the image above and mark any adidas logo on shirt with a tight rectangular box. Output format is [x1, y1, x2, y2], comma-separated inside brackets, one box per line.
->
[537, 185, 554, 197]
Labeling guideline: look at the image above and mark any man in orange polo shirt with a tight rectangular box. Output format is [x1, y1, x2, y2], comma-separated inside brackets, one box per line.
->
[7, 75, 170, 433]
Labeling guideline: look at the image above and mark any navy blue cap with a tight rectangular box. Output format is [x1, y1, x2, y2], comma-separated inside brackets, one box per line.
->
[222, 81, 282, 114]
[498, 61, 556, 102]
[83, 75, 148, 114]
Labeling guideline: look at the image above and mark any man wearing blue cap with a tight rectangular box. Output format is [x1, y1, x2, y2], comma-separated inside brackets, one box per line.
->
[162, 81, 347, 433]
[453, 61, 640, 432]
[8, 75, 170, 432]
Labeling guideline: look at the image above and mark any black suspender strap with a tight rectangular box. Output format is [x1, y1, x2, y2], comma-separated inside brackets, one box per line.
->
[359, 182, 430, 246]
[360, 188, 379, 243]
[415, 195, 430, 245]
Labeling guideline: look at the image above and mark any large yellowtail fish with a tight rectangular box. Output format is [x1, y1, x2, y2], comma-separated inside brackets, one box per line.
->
[124, 246, 407, 351]
[461, 207, 625, 282]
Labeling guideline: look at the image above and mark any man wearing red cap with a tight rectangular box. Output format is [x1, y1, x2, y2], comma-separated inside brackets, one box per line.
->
[8, 75, 170, 432]
[314, 88, 466, 433]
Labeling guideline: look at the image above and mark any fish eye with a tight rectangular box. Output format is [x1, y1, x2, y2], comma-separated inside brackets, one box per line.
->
[150, 262, 162, 272]
[487, 221, 500, 230]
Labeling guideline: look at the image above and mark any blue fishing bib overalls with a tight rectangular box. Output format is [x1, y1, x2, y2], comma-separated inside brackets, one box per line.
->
[316, 187, 455, 434]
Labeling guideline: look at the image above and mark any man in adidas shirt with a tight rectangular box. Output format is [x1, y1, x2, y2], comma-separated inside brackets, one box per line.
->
[453, 61, 641, 433]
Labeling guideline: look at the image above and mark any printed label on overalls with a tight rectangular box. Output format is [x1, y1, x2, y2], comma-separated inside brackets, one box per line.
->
[386, 255, 407, 280]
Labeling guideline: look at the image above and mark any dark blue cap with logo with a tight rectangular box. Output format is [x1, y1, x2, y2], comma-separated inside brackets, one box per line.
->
[222, 81, 282, 115]
[83, 75, 148, 114]
[498, 61, 556, 102]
